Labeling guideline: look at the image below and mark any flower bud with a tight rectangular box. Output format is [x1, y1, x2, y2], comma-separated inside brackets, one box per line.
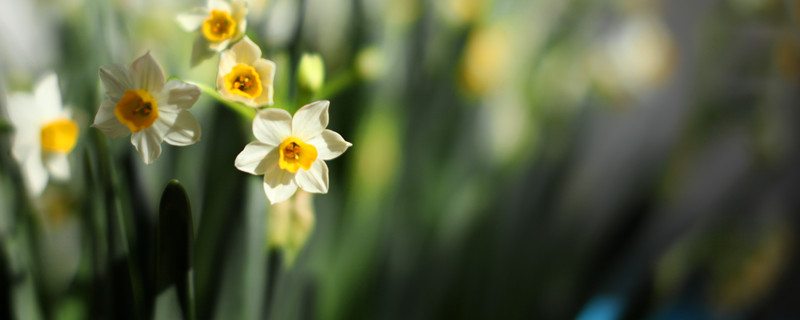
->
[297, 53, 325, 93]
[356, 46, 385, 81]
[266, 191, 315, 266]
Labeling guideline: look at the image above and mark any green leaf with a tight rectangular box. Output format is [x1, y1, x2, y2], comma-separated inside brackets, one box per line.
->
[190, 36, 216, 68]
[156, 180, 195, 320]
[0, 119, 10, 133]
[153, 287, 184, 320]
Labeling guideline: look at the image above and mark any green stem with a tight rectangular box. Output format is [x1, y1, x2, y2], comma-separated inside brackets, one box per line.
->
[191, 82, 256, 121]
[314, 69, 357, 101]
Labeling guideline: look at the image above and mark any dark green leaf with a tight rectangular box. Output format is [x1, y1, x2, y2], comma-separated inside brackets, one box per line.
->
[156, 180, 195, 320]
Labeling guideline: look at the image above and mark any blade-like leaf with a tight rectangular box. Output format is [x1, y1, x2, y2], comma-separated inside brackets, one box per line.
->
[156, 180, 195, 320]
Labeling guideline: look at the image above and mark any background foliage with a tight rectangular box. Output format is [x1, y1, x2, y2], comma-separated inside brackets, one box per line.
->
[1, 0, 800, 319]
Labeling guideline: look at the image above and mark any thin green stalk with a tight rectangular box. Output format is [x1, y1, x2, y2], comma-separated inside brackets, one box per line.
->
[191, 82, 256, 121]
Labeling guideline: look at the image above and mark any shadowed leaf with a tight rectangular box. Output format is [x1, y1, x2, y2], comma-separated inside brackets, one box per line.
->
[156, 180, 195, 320]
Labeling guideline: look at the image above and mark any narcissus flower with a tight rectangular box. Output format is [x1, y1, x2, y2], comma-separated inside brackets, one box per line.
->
[235, 100, 351, 204]
[217, 36, 276, 108]
[5, 73, 78, 195]
[177, 0, 247, 52]
[93, 52, 202, 164]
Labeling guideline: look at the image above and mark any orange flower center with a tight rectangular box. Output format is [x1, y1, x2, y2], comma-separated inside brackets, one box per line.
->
[115, 89, 158, 132]
[40, 119, 79, 153]
[278, 137, 317, 173]
[224, 64, 263, 99]
[202, 9, 236, 42]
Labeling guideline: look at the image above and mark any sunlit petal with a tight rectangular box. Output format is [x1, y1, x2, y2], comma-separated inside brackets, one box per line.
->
[292, 100, 329, 141]
[253, 108, 292, 146]
[307, 129, 352, 160]
[294, 159, 328, 194]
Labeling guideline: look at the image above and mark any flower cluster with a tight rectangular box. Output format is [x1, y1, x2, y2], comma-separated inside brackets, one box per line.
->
[3, 0, 350, 206]
[89, 0, 349, 204]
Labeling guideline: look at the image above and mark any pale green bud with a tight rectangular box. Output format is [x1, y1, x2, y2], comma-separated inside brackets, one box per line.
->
[297, 53, 325, 93]
[267, 190, 315, 266]
[356, 46, 384, 81]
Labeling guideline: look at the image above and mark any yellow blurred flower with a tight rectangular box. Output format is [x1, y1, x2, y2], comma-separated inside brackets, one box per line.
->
[177, 0, 248, 52]
[459, 24, 512, 96]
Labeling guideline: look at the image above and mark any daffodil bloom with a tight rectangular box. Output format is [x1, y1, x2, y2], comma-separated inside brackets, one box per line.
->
[92, 52, 202, 164]
[177, 0, 247, 52]
[5, 73, 77, 195]
[216, 36, 276, 108]
[235, 100, 351, 204]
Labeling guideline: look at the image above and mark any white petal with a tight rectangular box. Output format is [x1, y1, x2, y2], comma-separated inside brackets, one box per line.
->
[231, 0, 248, 36]
[209, 38, 231, 52]
[294, 159, 328, 194]
[34, 73, 62, 118]
[152, 109, 179, 137]
[292, 100, 329, 141]
[10, 131, 36, 167]
[163, 79, 201, 110]
[22, 148, 48, 195]
[163, 111, 201, 146]
[99, 64, 133, 101]
[263, 165, 298, 205]
[131, 129, 163, 164]
[176, 9, 209, 31]
[234, 21, 247, 42]
[44, 153, 70, 180]
[235, 142, 276, 175]
[130, 52, 166, 93]
[6, 93, 38, 128]
[253, 59, 276, 85]
[218, 50, 237, 75]
[307, 129, 352, 160]
[231, 0, 248, 17]
[92, 100, 130, 138]
[253, 108, 292, 145]
[208, 0, 232, 12]
[251, 59, 276, 106]
[231, 36, 262, 64]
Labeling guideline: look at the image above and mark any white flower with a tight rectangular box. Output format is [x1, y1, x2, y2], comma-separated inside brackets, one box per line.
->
[5, 73, 78, 195]
[92, 52, 202, 164]
[176, 0, 248, 52]
[235, 100, 352, 204]
[216, 36, 276, 108]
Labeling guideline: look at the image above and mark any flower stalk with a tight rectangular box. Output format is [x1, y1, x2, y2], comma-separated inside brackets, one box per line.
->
[192, 81, 256, 121]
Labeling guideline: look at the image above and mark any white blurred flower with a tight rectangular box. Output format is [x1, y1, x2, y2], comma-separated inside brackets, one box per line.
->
[177, 0, 248, 52]
[0, 0, 57, 78]
[235, 100, 351, 204]
[5, 73, 77, 195]
[590, 15, 675, 97]
[216, 36, 276, 108]
[263, 0, 298, 49]
[93, 52, 202, 164]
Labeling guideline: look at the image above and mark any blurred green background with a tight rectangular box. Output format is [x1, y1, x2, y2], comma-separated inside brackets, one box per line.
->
[2, 0, 800, 319]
